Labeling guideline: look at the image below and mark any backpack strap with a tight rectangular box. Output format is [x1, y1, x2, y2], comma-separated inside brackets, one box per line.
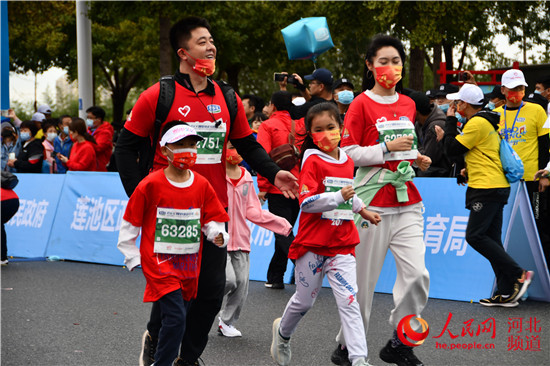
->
[150, 75, 176, 172]
[216, 80, 238, 136]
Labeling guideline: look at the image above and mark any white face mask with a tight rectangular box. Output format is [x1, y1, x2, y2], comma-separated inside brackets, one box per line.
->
[47, 132, 58, 142]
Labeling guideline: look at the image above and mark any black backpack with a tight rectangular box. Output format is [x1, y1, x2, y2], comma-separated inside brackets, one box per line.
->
[145, 75, 239, 174]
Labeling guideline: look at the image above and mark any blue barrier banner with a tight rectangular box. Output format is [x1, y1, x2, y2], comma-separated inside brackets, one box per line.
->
[46, 172, 128, 265]
[7, 172, 547, 302]
[6, 174, 65, 258]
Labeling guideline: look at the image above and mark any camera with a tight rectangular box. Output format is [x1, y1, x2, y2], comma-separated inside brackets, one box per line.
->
[273, 73, 298, 85]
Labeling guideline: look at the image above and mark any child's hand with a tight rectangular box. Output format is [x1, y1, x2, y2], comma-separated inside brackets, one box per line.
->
[360, 209, 381, 225]
[213, 233, 224, 247]
[340, 185, 355, 201]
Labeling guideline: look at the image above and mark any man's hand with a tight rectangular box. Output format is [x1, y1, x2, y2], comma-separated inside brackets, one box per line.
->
[274, 170, 298, 199]
[7, 159, 16, 167]
[539, 177, 549, 193]
[340, 185, 355, 201]
[434, 125, 445, 142]
[58, 154, 68, 163]
[458, 168, 468, 186]
[447, 101, 457, 117]
[415, 153, 432, 172]
[386, 135, 414, 152]
[213, 233, 224, 247]
[278, 72, 288, 91]
[7, 109, 17, 119]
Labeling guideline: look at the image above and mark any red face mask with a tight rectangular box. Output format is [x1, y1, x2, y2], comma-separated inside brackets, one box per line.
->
[312, 129, 341, 153]
[506, 90, 525, 103]
[183, 49, 216, 77]
[167, 148, 197, 170]
[374, 65, 403, 89]
[226, 148, 243, 165]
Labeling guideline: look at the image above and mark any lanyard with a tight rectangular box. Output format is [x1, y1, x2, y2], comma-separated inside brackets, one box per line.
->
[503, 102, 523, 142]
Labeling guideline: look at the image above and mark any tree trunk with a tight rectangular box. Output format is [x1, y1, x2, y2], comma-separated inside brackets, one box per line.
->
[443, 42, 454, 83]
[159, 15, 172, 76]
[433, 43, 442, 88]
[409, 46, 425, 91]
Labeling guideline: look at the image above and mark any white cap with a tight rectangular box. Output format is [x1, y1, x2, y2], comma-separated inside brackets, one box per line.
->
[501, 69, 528, 89]
[31, 112, 46, 122]
[159, 124, 203, 147]
[37, 104, 52, 114]
[446, 83, 485, 106]
[292, 97, 306, 106]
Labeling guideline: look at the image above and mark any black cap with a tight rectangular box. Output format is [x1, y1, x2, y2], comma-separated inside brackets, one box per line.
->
[425, 88, 437, 99]
[333, 78, 354, 91]
[484, 85, 505, 100]
[434, 84, 459, 97]
[408, 91, 432, 115]
[304, 68, 333, 87]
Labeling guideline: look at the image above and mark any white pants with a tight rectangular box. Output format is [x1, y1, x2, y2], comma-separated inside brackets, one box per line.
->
[337, 206, 430, 345]
[219, 251, 250, 326]
[279, 252, 368, 363]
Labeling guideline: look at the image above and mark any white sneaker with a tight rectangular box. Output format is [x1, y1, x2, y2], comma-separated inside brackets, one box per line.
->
[218, 317, 242, 337]
[0, 259, 8, 266]
[270, 317, 291, 366]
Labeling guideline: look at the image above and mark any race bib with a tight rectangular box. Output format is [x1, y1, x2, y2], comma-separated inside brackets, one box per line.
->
[154, 207, 201, 255]
[376, 120, 418, 161]
[321, 177, 354, 221]
[187, 119, 226, 164]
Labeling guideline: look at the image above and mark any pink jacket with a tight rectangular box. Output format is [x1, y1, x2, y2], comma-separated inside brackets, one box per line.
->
[227, 167, 292, 252]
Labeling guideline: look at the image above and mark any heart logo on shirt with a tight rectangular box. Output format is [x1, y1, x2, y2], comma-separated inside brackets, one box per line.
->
[178, 106, 191, 117]
[376, 117, 388, 124]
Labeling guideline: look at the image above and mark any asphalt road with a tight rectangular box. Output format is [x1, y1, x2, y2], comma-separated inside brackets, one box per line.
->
[1, 260, 549, 366]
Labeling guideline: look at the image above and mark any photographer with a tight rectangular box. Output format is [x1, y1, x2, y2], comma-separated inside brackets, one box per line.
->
[277, 68, 336, 119]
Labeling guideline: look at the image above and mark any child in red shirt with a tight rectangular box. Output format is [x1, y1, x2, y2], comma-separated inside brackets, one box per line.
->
[270, 103, 380, 366]
[117, 121, 229, 366]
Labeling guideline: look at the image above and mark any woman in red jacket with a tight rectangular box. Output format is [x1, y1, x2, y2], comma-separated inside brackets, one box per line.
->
[56, 118, 97, 171]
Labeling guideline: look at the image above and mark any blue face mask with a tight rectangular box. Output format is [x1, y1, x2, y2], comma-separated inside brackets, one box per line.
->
[455, 112, 467, 125]
[63, 126, 70, 135]
[534, 90, 541, 95]
[487, 101, 496, 110]
[86, 119, 94, 128]
[20, 132, 31, 141]
[438, 103, 449, 113]
[337, 90, 354, 105]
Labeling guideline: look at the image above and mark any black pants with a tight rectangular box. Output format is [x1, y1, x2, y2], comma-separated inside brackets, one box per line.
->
[148, 236, 227, 363]
[525, 181, 550, 274]
[1, 198, 20, 261]
[465, 200, 523, 295]
[154, 289, 190, 366]
[266, 193, 299, 284]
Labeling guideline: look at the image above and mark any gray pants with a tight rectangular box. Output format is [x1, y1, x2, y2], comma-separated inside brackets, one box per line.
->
[279, 252, 368, 363]
[337, 206, 430, 346]
[219, 250, 250, 326]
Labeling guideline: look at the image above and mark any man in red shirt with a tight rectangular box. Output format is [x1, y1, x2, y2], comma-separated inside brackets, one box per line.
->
[86, 106, 114, 171]
[115, 17, 297, 366]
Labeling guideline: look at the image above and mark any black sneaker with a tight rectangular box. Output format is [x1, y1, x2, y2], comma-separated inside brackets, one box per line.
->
[331, 344, 351, 366]
[139, 330, 156, 366]
[379, 340, 424, 366]
[479, 295, 519, 307]
[173, 357, 205, 366]
[265, 282, 285, 289]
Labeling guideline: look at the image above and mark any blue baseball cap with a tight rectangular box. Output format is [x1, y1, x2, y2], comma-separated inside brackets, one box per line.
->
[304, 68, 333, 87]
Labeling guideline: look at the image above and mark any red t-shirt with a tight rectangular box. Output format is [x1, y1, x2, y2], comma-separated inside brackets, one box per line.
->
[124, 79, 252, 207]
[289, 152, 359, 260]
[341, 92, 422, 207]
[123, 169, 229, 302]
[66, 140, 97, 172]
